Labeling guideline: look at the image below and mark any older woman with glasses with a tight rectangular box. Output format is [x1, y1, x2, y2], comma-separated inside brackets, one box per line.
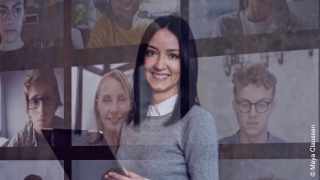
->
[7, 68, 64, 147]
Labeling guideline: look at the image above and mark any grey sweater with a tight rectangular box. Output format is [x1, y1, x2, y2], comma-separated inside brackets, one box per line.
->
[117, 105, 219, 180]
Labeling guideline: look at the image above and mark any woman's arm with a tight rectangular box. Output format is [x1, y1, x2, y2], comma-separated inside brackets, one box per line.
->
[182, 106, 219, 180]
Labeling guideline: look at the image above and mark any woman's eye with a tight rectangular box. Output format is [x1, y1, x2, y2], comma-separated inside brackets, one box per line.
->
[145, 49, 156, 57]
[31, 99, 40, 106]
[118, 95, 127, 102]
[102, 96, 111, 103]
[168, 53, 180, 60]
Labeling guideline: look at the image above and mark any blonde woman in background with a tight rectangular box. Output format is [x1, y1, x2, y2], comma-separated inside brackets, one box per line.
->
[74, 69, 132, 154]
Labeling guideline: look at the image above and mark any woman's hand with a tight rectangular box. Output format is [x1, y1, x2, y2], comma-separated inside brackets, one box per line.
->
[104, 171, 148, 180]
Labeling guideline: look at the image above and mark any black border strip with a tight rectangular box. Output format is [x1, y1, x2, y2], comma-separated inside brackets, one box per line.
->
[1, 143, 319, 160]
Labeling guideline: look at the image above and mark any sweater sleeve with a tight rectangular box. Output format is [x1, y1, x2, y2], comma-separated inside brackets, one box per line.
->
[182, 106, 219, 180]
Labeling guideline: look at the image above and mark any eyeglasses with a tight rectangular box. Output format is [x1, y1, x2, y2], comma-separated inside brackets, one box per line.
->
[235, 99, 273, 113]
[28, 96, 57, 110]
[0, 6, 23, 19]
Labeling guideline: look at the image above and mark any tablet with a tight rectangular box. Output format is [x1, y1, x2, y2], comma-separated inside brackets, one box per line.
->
[70, 130, 128, 179]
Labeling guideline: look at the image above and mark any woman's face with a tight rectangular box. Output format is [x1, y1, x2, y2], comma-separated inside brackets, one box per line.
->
[27, 81, 58, 132]
[144, 28, 181, 102]
[96, 77, 131, 128]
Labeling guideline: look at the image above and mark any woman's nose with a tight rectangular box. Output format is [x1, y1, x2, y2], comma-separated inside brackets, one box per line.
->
[109, 101, 120, 113]
[154, 54, 166, 70]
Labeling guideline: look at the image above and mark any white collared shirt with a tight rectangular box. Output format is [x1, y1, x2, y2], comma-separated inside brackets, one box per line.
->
[147, 95, 178, 117]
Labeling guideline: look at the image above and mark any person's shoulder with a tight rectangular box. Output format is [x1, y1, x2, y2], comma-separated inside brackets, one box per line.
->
[212, 11, 243, 37]
[181, 105, 217, 146]
[0, 45, 31, 54]
[187, 105, 214, 118]
[7, 121, 35, 147]
[214, 11, 240, 27]
[183, 105, 216, 127]
[219, 133, 239, 144]
[53, 116, 66, 129]
[72, 130, 106, 146]
[217, 11, 239, 21]
[132, 16, 151, 29]
[268, 132, 286, 143]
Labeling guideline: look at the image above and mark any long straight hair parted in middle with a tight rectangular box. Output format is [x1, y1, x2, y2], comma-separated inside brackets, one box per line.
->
[131, 15, 199, 126]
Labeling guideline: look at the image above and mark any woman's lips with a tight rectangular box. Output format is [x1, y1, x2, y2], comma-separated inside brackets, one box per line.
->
[151, 72, 170, 80]
[104, 116, 122, 122]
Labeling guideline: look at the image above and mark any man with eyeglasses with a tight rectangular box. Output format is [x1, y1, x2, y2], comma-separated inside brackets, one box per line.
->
[220, 64, 284, 144]
[0, 0, 25, 51]
[7, 68, 65, 146]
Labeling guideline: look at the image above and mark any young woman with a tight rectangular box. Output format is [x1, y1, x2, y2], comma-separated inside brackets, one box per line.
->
[105, 16, 218, 180]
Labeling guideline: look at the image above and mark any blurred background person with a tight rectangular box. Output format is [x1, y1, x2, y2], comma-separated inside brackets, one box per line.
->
[73, 69, 132, 155]
[0, 0, 25, 51]
[7, 68, 64, 146]
[71, 0, 97, 49]
[220, 64, 284, 144]
[93, 69, 132, 154]
[212, 0, 300, 37]
[87, 0, 148, 48]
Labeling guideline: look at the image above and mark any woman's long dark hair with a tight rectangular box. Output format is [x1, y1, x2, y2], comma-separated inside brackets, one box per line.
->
[131, 15, 199, 126]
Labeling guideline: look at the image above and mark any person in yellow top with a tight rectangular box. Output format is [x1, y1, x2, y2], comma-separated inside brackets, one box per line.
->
[87, 0, 148, 48]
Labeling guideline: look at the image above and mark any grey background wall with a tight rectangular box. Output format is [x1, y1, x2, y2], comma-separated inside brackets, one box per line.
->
[1, 69, 64, 139]
[198, 49, 319, 142]
[72, 68, 100, 130]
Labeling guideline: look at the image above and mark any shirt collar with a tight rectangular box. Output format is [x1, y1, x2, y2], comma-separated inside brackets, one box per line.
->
[147, 95, 178, 117]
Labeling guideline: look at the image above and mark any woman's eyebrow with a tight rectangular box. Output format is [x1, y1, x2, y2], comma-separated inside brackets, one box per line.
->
[167, 49, 179, 53]
[146, 45, 158, 50]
